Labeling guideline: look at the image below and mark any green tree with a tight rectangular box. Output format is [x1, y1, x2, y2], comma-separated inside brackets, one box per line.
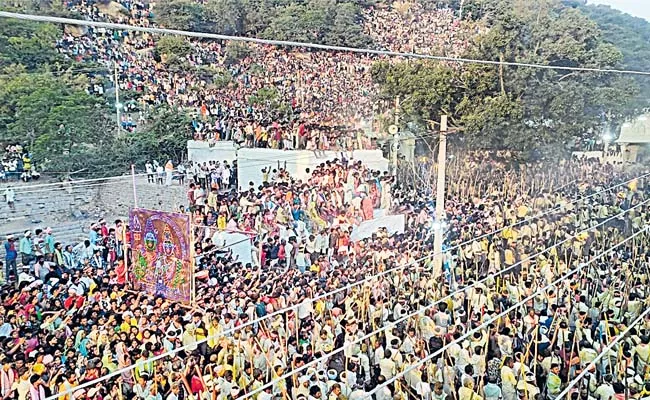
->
[116, 107, 192, 166]
[373, 0, 639, 153]
[155, 35, 192, 70]
[156, 35, 192, 59]
[577, 3, 650, 110]
[0, 72, 113, 174]
[224, 41, 253, 65]
[153, 0, 205, 31]
[478, 0, 638, 148]
[0, 2, 194, 177]
[324, 2, 372, 47]
[239, 0, 307, 34]
[202, 0, 246, 35]
[260, 0, 372, 46]
[0, 19, 63, 70]
[151, 0, 373, 47]
[371, 61, 462, 124]
[249, 86, 279, 106]
[0, 0, 71, 16]
[0, 72, 191, 177]
[261, 2, 328, 43]
[154, 0, 245, 34]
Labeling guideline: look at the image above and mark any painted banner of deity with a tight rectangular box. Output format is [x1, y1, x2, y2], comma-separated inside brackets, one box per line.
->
[129, 209, 193, 304]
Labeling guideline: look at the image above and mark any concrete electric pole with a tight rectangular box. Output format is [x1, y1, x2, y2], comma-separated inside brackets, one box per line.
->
[391, 97, 400, 177]
[114, 60, 121, 134]
[433, 115, 448, 278]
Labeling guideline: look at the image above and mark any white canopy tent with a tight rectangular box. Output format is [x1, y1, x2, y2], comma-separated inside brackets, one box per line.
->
[616, 114, 650, 162]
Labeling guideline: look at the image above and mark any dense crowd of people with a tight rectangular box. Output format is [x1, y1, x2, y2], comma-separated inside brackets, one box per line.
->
[363, 3, 472, 56]
[1, 152, 650, 400]
[1, 145, 39, 183]
[4, 3, 649, 400]
[54, 0, 471, 151]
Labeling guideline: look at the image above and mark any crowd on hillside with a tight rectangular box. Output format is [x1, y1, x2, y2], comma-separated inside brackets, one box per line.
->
[0, 145, 40, 183]
[54, 0, 471, 151]
[2, 153, 650, 400]
[363, 3, 471, 56]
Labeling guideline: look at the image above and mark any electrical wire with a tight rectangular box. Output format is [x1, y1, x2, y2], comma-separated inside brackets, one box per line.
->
[236, 200, 650, 400]
[3, 172, 146, 191]
[7, 179, 136, 196]
[365, 227, 649, 398]
[45, 172, 647, 398]
[2, 12, 650, 76]
[0, 66, 111, 78]
[194, 234, 259, 260]
[555, 307, 650, 400]
[4, 149, 356, 196]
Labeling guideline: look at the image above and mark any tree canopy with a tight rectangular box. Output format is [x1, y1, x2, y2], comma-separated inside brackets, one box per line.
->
[0, 9, 190, 178]
[576, 2, 650, 110]
[154, 0, 373, 47]
[113, 107, 193, 168]
[0, 19, 64, 70]
[1, 0, 648, 170]
[372, 0, 639, 154]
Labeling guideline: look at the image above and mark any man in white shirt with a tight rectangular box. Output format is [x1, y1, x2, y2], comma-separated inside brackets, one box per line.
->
[165, 384, 180, 400]
[215, 162, 224, 184]
[400, 328, 417, 355]
[501, 357, 517, 400]
[222, 166, 231, 189]
[374, 375, 392, 400]
[433, 303, 451, 333]
[194, 186, 206, 210]
[285, 238, 295, 269]
[145, 161, 154, 183]
[594, 375, 615, 400]
[153, 163, 163, 185]
[633, 336, 650, 375]
[4, 186, 15, 210]
[315, 232, 328, 255]
[10, 370, 31, 400]
[372, 340, 385, 369]
[378, 349, 396, 380]
[73, 240, 98, 265]
[307, 385, 322, 400]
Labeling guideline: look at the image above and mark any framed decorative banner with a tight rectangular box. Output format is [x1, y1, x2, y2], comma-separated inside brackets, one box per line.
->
[129, 208, 193, 304]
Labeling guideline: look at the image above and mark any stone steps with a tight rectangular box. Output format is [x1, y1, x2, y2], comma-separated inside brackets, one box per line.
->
[1, 176, 186, 259]
[1, 220, 89, 259]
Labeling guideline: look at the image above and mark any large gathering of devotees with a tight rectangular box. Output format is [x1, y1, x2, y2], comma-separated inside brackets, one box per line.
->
[53, 0, 471, 149]
[2, 152, 650, 400]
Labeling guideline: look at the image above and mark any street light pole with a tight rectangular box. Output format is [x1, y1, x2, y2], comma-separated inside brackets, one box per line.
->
[392, 97, 400, 177]
[433, 115, 448, 278]
[392, 131, 400, 177]
[602, 132, 613, 163]
[114, 60, 121, 134]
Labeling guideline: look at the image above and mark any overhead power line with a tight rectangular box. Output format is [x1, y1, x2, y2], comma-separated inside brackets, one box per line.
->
[43, 171, 648, 398]
[2, 11, 650, 76]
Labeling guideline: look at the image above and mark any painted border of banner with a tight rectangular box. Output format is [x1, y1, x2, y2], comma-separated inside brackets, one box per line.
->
[129, 208, 193, 305]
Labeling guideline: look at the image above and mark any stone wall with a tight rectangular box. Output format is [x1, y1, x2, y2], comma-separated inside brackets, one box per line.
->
[1, 176, 187, 236]
[187, 140, 390, 189]
[93, 176, 187, 217]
